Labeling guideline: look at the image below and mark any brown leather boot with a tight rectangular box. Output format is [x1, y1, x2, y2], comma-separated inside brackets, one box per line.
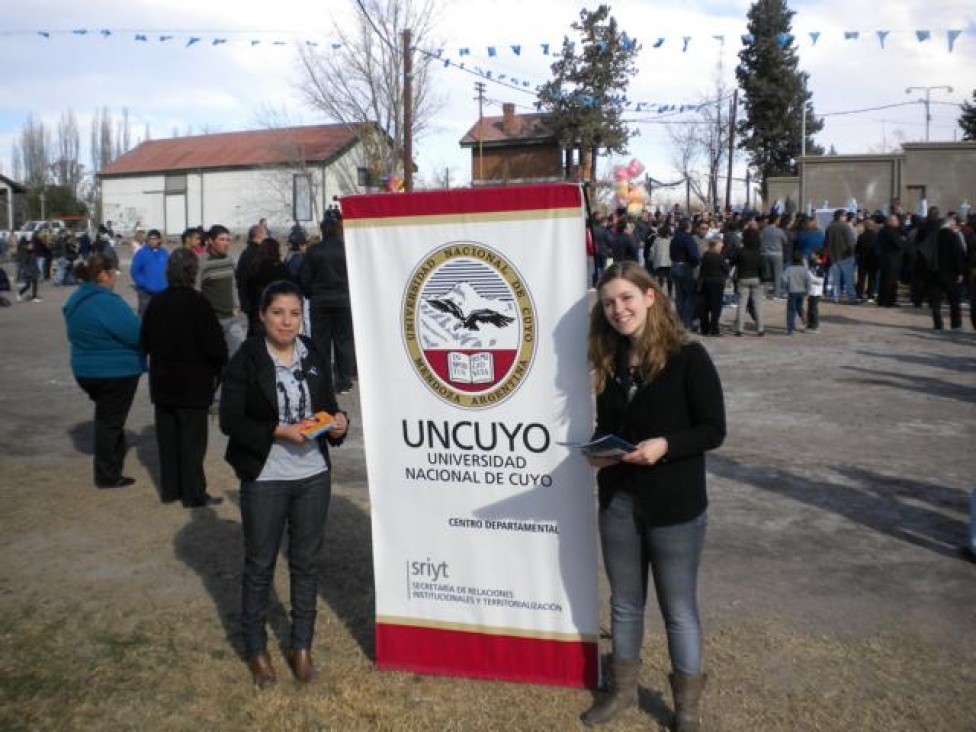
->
[247, 651, 277, 688]
[289, 648, 317, 683]
[669, 671, 706, 731]
[580, 657, 640, 726]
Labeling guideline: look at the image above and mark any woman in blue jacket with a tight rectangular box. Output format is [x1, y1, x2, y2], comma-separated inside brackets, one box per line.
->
[63, 254, 145, 488]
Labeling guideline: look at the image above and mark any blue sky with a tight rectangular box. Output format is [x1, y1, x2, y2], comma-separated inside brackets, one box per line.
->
[1, 0, 973, 202]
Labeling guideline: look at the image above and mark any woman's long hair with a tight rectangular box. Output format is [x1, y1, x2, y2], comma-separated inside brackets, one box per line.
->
[587, 261, 686, 394]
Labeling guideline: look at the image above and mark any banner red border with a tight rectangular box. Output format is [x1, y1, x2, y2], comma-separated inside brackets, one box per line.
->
[342, 183, 582, 220]
[376, 622, 598, 688]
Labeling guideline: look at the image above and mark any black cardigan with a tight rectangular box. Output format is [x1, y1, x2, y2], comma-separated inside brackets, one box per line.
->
[594, 341, 725, 526]
[220, 334, 346, 481]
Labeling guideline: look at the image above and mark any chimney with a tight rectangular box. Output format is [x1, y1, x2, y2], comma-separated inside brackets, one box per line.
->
[502, 103, 517, 135]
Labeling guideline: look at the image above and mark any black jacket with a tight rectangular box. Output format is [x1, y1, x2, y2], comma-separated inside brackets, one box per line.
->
[594, 341, 725, 526]
[731, 245, 762, 280]
[140, 286, 227, 408]
[220, 335, 346, 481]
[299, 236, 351, 306]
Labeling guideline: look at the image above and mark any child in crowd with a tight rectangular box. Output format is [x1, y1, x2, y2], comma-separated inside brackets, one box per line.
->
[781, 251, 811, 335]
[807, 252, 825, 333]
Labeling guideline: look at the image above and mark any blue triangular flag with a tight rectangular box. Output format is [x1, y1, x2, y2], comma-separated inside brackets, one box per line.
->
[541, 43, 549, 55]
[682, 36, 691, 52]
[72, 29, 88, 35]
[775, 32, 792, 48]
[844, 31, 859, 40]
[487, 46, 496, 57]
[251, 39, 260, 46]
[511, 44, 521, 55]
[741, 34, 754, 45]
[653, 38, 665, 48]
[459, 47, 470, 56]
[916, 30, 930, 42]
[810, 32, 820, 45]
[38, 31, 50, 38]
[331, 43, 341, 50]
[187, 37, 201, 47]
[947, 29, 962, 52]
[876, 30, 889, 48]
[160, 35, 173, 42]
[100, 29, 111, 37]
[213, 38, 227, 46]
[135, 34, 148, 42]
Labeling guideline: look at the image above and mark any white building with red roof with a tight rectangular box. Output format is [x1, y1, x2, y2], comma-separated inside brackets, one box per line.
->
[98, 124, 375, 236]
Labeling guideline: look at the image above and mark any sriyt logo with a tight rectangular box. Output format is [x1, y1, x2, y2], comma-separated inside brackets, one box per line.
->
[402, 242, 536, 409]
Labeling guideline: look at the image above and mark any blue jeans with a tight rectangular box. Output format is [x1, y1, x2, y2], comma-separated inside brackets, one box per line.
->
[599, 491, 707, 673]
[240, 471, 331, 655]
[786, 292, 805, 333]
[829, 257, 857, 302]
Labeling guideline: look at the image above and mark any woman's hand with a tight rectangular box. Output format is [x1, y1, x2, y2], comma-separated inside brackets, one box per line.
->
[329, 412, 348, 439]
[274, 422, 307, 445]
[586, 456, 619, 469]
[621, 437, 668, 466]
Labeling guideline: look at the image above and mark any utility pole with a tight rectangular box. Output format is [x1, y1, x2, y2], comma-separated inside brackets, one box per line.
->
[402, 29, 413, 191]
[474, 81, 486, 186]
[905, 85, 953, 142]
[725, 89, 737, 212]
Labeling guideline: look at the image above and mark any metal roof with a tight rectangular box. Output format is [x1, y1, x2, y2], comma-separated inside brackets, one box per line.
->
[99, 124, 362, 176]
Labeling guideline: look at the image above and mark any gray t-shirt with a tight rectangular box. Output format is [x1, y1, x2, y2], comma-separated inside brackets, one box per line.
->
[256, 339, 328, 482]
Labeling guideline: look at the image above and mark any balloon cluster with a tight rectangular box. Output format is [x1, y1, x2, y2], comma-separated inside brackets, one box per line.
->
[613, 158, 648, 216]
[382, 174, 405, 193]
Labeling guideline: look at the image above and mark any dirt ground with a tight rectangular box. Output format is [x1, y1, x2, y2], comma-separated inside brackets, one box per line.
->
[1, 260, 974, 731]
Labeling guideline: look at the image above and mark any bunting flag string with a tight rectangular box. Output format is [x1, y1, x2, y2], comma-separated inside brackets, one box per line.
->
[12, 25, 971, 56]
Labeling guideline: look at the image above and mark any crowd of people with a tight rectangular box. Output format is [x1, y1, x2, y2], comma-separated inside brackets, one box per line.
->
[55, 213, 352, 687]
[588, 204, 976, 335]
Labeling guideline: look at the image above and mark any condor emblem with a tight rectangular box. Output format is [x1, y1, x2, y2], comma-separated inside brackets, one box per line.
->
[402, 242, 536, 408]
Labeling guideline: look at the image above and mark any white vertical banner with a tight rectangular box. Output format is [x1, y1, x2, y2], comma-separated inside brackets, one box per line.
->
[343, 184, 598, 687]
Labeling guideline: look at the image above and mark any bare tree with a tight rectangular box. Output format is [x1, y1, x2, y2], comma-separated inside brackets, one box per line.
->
[15, 113, 52, 188]
[295, 0, 443, 180]
[54, 110, 82, 194]
[89, 106, 115, 173]
[667, 68, 733, 212]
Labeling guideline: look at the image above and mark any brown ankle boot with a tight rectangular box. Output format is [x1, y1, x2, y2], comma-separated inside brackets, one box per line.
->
[580, 657, 640, 726]
[669, 671, 706, 731]
[247, 651, 277, 688]
[289, 648, 317, 683]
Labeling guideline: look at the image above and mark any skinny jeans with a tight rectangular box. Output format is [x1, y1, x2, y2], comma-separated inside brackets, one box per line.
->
[240, 471, 331, 655]
[599, 490, 706, 674]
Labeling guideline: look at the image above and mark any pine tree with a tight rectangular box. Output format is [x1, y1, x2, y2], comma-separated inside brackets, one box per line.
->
[959, 90, 976, 141]
[735, 0, 822, 199]
[536, 5, 640, 183]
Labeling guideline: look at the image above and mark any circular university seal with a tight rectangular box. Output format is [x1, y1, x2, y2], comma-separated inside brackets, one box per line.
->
[402, 242, 536, 408]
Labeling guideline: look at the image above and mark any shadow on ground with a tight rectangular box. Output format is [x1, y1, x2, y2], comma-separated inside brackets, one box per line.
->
[709, 454, 969, 561]
[319, 493, 375, 660]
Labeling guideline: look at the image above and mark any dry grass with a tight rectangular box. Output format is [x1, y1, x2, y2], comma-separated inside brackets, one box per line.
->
[2, 479, 974, 731]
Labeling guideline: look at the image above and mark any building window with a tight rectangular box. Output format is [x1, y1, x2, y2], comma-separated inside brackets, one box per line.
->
[165, 174, 187, 193]
[293, 174, 313, 222]
[357, 167, 372, 187]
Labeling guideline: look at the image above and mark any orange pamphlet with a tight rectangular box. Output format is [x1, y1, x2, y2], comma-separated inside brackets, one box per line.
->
[299, 411, 335, 439]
